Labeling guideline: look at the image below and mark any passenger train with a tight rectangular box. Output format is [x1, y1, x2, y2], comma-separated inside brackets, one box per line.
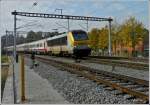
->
[5, 30, 91, 57]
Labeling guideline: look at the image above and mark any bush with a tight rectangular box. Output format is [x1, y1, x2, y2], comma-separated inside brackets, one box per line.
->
[1, 55, 9, 63]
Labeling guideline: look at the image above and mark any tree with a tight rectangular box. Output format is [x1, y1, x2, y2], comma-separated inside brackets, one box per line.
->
[88, 28, 100, 51]
[98, 26, 108, 55]
[88, 16, 147, 57]
[119, 17, 146, 56]
[16, 35, 25, 44]
[26, 31, 36, 42]
[110, 21, 122, 56]
[36, 31, 43, 40]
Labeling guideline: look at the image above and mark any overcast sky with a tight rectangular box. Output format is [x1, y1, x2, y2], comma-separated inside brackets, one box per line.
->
[0, 0, 149, 37]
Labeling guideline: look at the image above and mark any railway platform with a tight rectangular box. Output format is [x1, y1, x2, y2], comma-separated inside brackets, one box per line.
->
[2, 57, 69, 104]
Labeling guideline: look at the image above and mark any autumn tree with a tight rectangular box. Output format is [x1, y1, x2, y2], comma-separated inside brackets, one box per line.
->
[119, 17, 146, 56]
[111, 21, 122, 56]
[88, 16, 148, 57]
[98, 26, 108, 55]
[88, 28, 100, 51]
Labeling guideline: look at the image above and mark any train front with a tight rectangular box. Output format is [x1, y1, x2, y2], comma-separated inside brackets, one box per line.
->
[70, 30, 91, 57]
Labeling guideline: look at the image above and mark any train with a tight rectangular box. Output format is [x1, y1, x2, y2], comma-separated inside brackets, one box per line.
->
[5, 30, 91, 58]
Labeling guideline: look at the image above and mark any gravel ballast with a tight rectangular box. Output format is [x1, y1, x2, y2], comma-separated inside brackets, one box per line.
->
[36, 55, 149, 81]
[24, 58, 143, 104]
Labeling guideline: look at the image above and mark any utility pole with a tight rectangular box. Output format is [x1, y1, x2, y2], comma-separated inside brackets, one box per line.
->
[108, 17, 112, 56]
[13, 10, 17, 104]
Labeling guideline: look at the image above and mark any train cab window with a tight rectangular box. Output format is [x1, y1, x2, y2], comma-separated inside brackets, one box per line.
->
[72, 31, 88, 41]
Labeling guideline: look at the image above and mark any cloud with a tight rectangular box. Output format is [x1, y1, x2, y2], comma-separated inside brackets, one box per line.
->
[0, 0, 148, 36]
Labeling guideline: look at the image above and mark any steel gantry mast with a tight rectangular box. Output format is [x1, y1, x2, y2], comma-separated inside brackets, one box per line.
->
[12, 10, 113, 56]
[12, 11, 112, 21]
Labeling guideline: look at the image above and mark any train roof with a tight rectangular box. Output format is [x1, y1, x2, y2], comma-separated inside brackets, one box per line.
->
[46, 33, 67, 41]
[27, 39, 46, 45]
[5, 38, 46, 48]
[69, 29, 86, 33]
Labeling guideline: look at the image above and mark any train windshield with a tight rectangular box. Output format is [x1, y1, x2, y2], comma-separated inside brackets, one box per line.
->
[72, 31, 88, 41]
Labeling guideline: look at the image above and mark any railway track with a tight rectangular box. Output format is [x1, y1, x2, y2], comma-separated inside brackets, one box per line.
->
[25, 54, 148, 70]
[128, 57, 149, 63]
[89, 56, 149, 63]
[86, 57, 149, 70]
[29, 55, 149, 104]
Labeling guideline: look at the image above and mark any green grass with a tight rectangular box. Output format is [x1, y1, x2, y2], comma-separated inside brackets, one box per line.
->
[1, 55, 9, 63]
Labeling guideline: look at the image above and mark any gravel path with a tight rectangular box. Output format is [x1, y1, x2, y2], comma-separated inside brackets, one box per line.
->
[25, 57, 142, 104]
